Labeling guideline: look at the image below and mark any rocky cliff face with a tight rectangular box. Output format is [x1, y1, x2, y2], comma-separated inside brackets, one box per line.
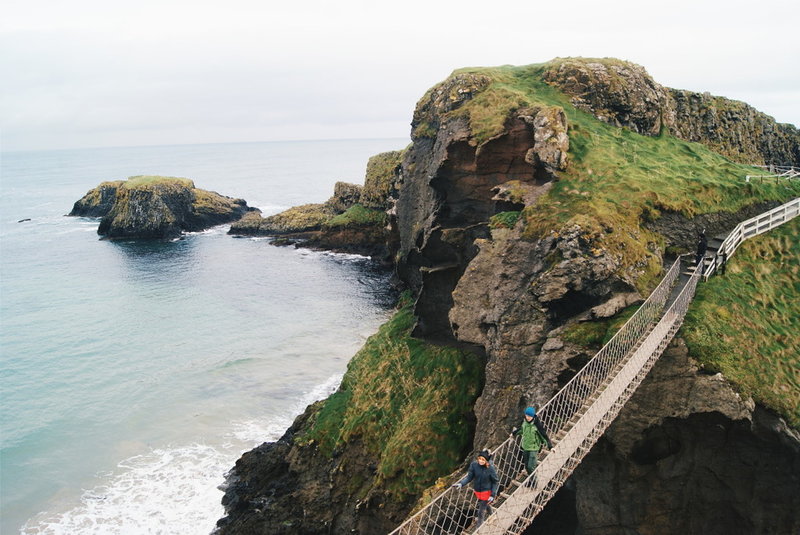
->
[70, 176, 254, 239]
[391, 59, 800, 532]
[396, 73, 570, 339]
[218, 58, 800, 534]
[541, 58, 800, 166]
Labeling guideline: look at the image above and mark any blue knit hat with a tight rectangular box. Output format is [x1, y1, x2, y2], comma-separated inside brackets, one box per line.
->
[524, 407, 536, 417]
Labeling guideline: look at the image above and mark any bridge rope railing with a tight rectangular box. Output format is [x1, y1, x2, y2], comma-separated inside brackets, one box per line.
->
[389, 197, 799, 535]
[390, 256, 683, 535]
[472, 266, 701, 534]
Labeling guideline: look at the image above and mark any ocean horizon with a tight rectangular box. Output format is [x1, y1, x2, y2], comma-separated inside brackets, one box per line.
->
[0, 138, 405, 534]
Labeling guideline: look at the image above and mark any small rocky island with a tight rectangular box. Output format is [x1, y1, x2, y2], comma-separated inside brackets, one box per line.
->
[69, 175, 257, 239]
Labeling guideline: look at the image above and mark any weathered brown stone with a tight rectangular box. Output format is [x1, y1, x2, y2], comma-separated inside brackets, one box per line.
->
[542, 57, 800, 165]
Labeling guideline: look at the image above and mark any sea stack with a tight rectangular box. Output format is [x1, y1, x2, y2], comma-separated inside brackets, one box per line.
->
[70, 175, 257, 239]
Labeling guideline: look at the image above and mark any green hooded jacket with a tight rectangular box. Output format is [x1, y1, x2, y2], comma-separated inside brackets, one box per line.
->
[519, 418, 550, 452]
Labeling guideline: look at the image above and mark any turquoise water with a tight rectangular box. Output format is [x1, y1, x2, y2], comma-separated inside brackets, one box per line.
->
[0, 139, 405, 534]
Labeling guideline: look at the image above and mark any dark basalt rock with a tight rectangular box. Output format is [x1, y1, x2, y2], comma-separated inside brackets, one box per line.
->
[301, 225, 391, 260]
[69, 176, 255, 239]
[559, 339, 800, 535]
[216, 406, 413, 535]
[70, 182, 121, 217]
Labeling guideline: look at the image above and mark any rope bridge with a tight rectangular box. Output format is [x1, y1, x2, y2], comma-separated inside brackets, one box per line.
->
[390, 198, 799, 535]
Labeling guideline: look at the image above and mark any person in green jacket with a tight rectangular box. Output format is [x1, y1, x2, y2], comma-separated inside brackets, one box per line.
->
[510, 406, 553, 475]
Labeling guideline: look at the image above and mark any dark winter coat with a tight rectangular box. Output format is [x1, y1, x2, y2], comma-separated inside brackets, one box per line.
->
[697, 234, 708, 256]
[457, 461, 499, 496]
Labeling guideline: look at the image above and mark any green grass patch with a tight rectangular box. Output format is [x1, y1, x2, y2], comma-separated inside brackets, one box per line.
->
[561, 321, 607, 348]
[682, 218, 800, 428]
[193, 188, 240, 213]
[489, 211, 521, 229]
[301, 293, 483, 499]
[561, 304, 639, 349]
[324, 204, 387, 228]
[361, 149, 407, 209]
[122, 175, 194, 189]
[262, 203, 332, 232]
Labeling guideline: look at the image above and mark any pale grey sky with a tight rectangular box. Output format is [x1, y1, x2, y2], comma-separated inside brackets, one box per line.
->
[2, 0, 798, 151]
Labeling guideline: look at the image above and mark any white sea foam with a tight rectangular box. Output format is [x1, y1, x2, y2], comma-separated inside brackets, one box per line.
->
[20, 375, 344, 535]
[21, 444, 229, 535]
[294, 247, 371, 263]
[228, 374, 343, 446]
[305, 374, 343, 403]
[183, 225, 230, 237]
[321, 250, 371, 261]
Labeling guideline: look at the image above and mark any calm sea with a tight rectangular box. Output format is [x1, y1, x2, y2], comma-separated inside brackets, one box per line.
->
[0, 139, 405, 534]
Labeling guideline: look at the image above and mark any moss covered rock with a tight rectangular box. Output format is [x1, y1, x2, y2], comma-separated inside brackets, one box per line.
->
[69, 181, 123, 217]
[229, 203, 333, 236]
[360, 150, 405, 209]
[326, 182, 363, 213]
[70, 175, 255, 239]
[229, 151, 405, 258]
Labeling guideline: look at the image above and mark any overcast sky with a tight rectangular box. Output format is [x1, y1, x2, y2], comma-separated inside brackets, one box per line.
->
[1, 0, 798, 152]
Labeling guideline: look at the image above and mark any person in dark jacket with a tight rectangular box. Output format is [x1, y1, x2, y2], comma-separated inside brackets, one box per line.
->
[695, 230, 708, 266]
[452, 450, 499, 528]
[511, 406, 553, 476]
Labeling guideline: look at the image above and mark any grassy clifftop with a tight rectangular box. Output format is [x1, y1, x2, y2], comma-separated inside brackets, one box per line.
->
[416, 60, 800, 293]
[410, 58, 800, 425]
[683, 218, 800, 427]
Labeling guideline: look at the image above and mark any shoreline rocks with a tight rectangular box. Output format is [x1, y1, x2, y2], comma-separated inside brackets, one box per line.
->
[229, 150, 405, 260]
